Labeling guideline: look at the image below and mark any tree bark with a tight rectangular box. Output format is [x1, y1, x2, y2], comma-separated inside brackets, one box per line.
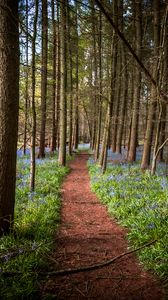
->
[0, 0, 19, 235]
[74, 2, 79, 150]
[38, 0, 48, 158]
[127, 0, 142, 162]
[67, 0, 73, 156]
[58, 0, 67, 166]
[51, 0, 57, 153]
[141, 0, 160, 169]
[30, 0, 38, 191]
[95, 11, 102, 161]
[23, 0, 29, 155]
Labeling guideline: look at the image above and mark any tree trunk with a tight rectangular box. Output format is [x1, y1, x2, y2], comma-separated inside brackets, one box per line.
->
[127, 0, 142, 162]
[91, 0, 98, 151]
[0, 0, 19, 235]
[23, 0, 29, 155]
[116, 46, 128, 154]
[58, 0, 67, 166]
[51, 0, 57, 153]
[141, 0, 160, 170]
[95, 11, 102, 161]
[74, 2, 79, 150]
[56, 1, 60, 150]
[67, 0, 73, 156]
[30, 0, 38, 191]
[38, 0, 48, 158]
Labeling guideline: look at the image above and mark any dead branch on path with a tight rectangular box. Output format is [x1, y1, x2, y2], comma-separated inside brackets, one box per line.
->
[39, 239, 158, 277]
[0, 239, 160, 277]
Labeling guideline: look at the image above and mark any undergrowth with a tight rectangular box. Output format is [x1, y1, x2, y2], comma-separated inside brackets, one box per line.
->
[0, 153, 69, 299]
[88, 158, 168, 280]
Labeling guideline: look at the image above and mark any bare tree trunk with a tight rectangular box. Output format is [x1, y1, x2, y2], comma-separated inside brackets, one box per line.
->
[58, 0, 67, 165]
[0, 0, 19, 235]
[95, 11, 102, 161]
[23, 0, 29, 155]
[56, 1, 60, 150]
[38, 0, 48, 158]
[30, 0, 38, 191]
[67, 0, 73, 156]
[116, 46, 128, 153]
[73, 2, 79, 150]
[141, 0, 160, 170]
[91, 0, 98, 151]
[51, 0, 57, 153]
[128, 0, 142, 162]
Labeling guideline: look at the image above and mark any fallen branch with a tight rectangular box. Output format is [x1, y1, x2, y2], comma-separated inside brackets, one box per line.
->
[0, 239, 160, 277]
[39, 239, 158, 277]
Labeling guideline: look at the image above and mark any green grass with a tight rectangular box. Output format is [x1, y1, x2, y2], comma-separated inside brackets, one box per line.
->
[0, 154, 69, 299]
[88, 158, 168, 280]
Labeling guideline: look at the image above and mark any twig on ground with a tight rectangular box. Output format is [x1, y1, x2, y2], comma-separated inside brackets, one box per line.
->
[39, 238, 158, 277]
[0, 239, 160, 277]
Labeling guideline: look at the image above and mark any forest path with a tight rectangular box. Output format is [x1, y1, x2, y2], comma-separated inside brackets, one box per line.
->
[41, 154, 163, 300]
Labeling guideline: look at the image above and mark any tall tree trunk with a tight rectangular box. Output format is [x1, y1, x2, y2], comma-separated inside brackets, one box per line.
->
[158, 9, 168, 162]
[30, 0, 38, 191]
[91, 0, 98, 151]
[51, 0, 57, 153]
[38, 0, 48, 158]
[95, 11, 102, 161]
[0, 0, 19, 235]
[67, 0, 73, 156]
[128, 0, 142, 162]
[100, 30, 115, 168]
[58, 0, 67, 165]
[56, 1, 60, 150]
[74, 2, 79, 150]
[23, 0, 29, 155]
[116, 46, 128, 153]
[111, 49, 121, 153]
[141, 0, 160, 170]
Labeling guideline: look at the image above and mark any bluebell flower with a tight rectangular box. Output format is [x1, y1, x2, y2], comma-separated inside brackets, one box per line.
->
[147, 222, 155, 229]
[39, 199, 47, 205]
[160, 178, 167, 191]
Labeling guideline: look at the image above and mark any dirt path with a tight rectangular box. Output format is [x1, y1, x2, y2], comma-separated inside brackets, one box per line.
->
[41, 154, 164, 299]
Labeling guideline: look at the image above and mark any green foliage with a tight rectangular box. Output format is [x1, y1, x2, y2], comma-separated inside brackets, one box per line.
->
[0, 155, 69, 299]
[88, 159, 168, 279]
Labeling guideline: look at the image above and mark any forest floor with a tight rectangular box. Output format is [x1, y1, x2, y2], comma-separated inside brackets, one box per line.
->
[41, 153, 164, 300]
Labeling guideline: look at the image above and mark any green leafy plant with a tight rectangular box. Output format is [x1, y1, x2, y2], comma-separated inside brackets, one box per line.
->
[0, 154, 69, 299]
[88, 158, 168, 280]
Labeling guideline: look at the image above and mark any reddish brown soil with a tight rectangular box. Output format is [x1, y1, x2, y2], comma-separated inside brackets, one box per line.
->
[41, 154, 164, 300]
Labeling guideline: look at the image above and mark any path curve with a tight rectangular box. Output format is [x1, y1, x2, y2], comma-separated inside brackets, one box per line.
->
[42, 154, 164, 299]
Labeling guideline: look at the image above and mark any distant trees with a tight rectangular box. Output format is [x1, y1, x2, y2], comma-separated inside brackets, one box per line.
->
[1, 0, 168, 234]
[0, 0, 19, 235]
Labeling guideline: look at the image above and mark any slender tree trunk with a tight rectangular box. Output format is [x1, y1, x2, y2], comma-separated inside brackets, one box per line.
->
[23, 0, 29, 155]
[67, 0, 73, 156]
[74, 2, 79, 150]
[30, 0, 38, 191]
[158, 11, 168, 161]
[128, 1, 142, 162]
[95, 11, 102, 161]
[91, 0, 98, 151]
[0, 0, 19, 235]
[116, 46, 128, 153]
[56, 1, 60, 150]
[58, 0, 67, 165]
[141, 0, 160, 170]
[38, 0, 48, 158]
[111, 50, 121, 152]
[51, 0, 57, 153]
